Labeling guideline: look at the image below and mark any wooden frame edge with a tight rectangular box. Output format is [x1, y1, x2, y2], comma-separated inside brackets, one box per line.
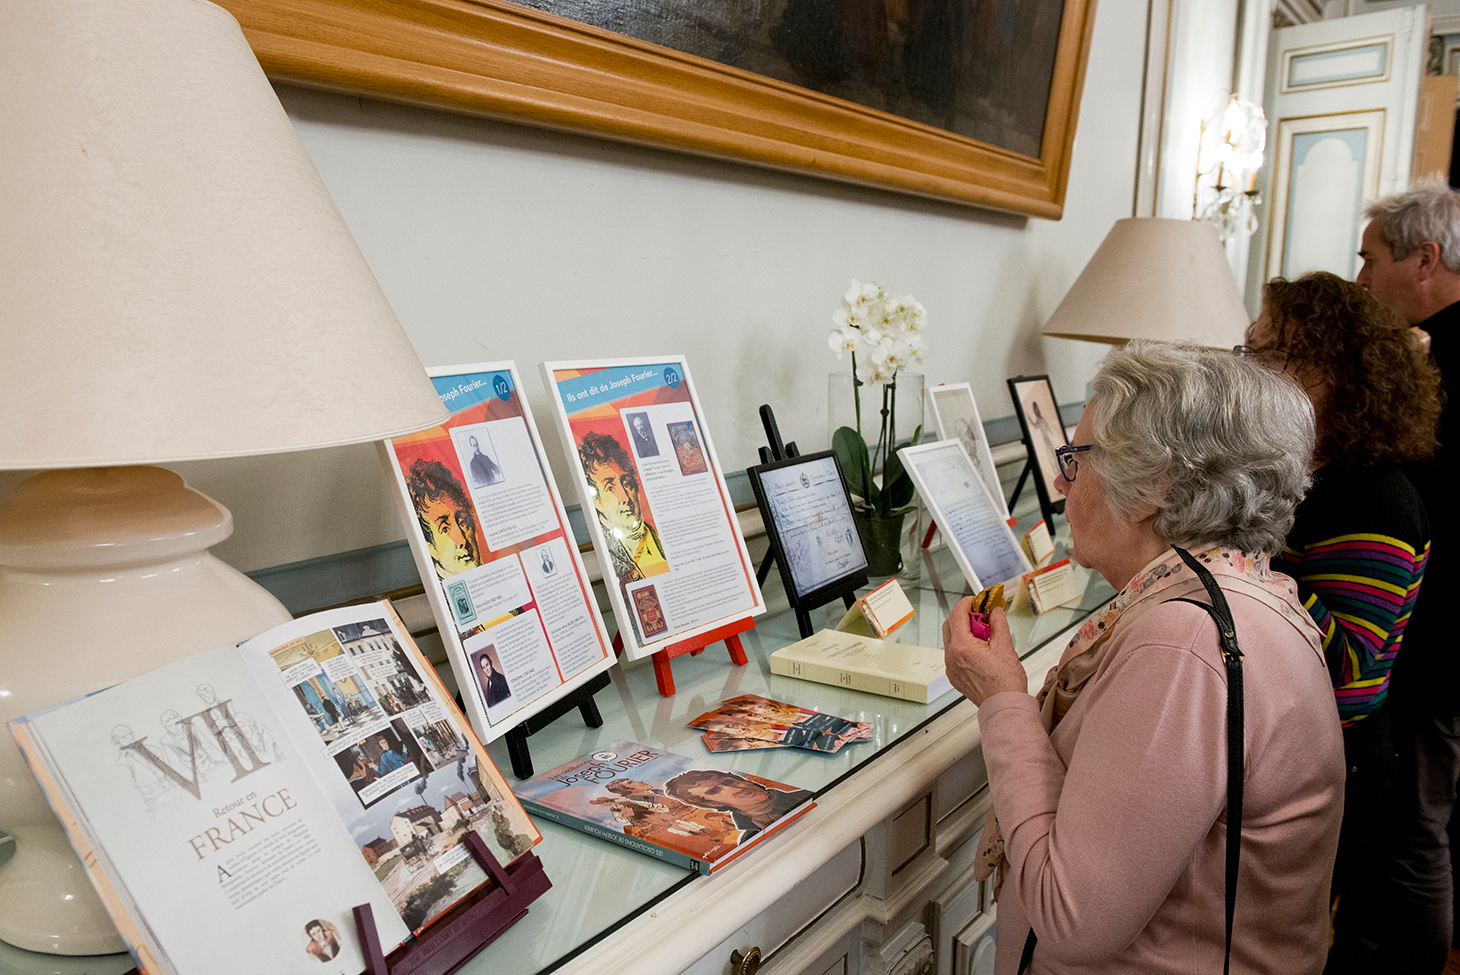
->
[219, 0, 1100, 217]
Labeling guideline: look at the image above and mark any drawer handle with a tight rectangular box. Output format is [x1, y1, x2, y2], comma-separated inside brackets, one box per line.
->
[730, 946, 763, 975]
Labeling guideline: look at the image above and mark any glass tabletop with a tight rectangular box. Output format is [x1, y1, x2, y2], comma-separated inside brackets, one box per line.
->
[0, 509, 1113, 975]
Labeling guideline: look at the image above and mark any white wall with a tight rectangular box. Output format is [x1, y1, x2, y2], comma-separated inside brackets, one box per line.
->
[141, 0, 1151, 574]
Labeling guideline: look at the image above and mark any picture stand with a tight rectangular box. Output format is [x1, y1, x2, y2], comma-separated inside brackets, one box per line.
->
[1006, 375, 1069, 528]
[502, 670, 612, 778]
[747, 447, 870, 640]
[753, 404, 799, 587]
[353, 832, 550, 975]
[611, 616, 754, 696]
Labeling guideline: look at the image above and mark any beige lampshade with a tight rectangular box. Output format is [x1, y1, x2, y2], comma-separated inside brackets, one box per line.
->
[1041, 218, 1251, 347]
[0, 0, 449, 470]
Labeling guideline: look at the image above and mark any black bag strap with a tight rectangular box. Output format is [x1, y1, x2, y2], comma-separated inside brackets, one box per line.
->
[1017, 546, 1243, 975]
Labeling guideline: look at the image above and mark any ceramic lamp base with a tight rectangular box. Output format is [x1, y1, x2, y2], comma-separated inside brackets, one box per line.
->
[0, 467, 293, 954]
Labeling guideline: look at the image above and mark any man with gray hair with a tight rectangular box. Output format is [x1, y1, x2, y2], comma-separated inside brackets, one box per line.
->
[1358, 176, 1458, 975]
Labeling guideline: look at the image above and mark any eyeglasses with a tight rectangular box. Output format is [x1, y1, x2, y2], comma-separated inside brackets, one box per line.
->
[1232, 345, 1290, 370]
[1055, 443, 1092, 482]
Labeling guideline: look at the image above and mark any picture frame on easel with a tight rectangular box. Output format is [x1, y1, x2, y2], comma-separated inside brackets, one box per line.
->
[747, 449, 869, 639]
[1006, 374, 1071, 527]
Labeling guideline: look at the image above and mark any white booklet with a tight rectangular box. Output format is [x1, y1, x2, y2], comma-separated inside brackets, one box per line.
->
[9, 601, 540, 975]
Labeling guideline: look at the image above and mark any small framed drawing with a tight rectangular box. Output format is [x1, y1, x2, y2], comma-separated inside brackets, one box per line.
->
[747, 450, 869, 638]
[928, 383, 1009, 522]
[380, 361, 615, 744]
[1007, 374, 1071, 525]
[902, 440, 1033, 594]
[541, 356, 765, 660]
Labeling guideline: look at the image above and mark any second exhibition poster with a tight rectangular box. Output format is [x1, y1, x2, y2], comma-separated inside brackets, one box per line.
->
[542, 357, 764, 659]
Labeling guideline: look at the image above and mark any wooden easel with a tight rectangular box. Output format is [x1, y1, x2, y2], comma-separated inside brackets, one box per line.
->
[612, 616, 753, 696]
[355, 832, 549, 975]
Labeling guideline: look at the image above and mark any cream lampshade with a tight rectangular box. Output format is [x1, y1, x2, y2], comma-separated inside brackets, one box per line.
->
[1041, 218, 1251, 347]
[0, 0, 449, 954]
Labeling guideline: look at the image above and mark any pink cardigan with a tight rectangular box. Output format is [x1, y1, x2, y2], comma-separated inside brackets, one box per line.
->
[978, 591, 1345, 974]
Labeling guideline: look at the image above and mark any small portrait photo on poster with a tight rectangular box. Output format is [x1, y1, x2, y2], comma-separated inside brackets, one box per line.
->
[667, 420, 708, 475]
[403, 458, 482, 578]
[473, 644, 513, 708]
[449, 425, 506, 490]
[302, 918, 341, 962]
[632, 584, 669, 639]
[625, 411, 660, 458]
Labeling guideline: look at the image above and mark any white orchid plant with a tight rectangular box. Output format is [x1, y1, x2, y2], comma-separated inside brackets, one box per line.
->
[827, 280, 926, 520]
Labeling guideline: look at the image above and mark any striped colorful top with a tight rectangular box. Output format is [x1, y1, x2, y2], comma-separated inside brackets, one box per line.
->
[1273, 465, 1430, 728]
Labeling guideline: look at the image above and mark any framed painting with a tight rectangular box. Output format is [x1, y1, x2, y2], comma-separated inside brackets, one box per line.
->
[216, 0, 1099, 217]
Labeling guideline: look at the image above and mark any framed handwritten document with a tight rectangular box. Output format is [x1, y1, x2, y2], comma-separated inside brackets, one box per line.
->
[901, 440, 1032, 593]
[748, 450, 869, 637]
[541, 357, 764, 659]
[380, 361, 615, 742]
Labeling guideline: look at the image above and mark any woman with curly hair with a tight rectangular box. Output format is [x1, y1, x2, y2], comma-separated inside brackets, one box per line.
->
[1246, 270, 1441, 973]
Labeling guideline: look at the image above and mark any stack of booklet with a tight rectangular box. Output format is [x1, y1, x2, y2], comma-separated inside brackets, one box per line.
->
[686, 694, 871, 753]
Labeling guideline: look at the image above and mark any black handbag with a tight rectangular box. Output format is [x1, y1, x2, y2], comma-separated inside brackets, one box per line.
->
[1017, 546, 1243, 975]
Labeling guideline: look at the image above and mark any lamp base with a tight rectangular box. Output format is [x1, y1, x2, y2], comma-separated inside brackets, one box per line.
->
[0, 466, 293, 954]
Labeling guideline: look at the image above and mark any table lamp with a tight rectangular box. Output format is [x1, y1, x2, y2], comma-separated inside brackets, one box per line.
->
[0, 0, 450, 954]
[1041, 218, 1250, 347]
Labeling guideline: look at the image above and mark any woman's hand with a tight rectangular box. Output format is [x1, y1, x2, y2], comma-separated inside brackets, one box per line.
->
[942, 598, 1028, 706]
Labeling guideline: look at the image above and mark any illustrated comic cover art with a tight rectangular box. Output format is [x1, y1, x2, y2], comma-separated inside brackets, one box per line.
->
[513, 740, 814, 874]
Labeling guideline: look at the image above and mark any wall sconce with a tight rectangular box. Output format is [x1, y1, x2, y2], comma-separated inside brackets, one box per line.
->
[1195, 95, 1267, 244]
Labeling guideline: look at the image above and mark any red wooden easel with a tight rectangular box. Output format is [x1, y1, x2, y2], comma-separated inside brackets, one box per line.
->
[612, 616, 754, 696]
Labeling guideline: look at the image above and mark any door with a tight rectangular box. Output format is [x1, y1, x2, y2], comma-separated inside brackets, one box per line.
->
[1249, 6, 1428, 300]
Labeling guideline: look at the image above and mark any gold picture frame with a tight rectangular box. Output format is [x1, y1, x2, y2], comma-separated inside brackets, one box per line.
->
[219, 0, 1099, 217]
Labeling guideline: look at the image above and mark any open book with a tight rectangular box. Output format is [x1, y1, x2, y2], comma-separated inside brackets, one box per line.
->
[9, 601, 540, 975]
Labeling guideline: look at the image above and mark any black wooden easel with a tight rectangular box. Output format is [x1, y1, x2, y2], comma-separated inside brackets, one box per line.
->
[457, 669, 610, 779]
[748, 405, 866, 639]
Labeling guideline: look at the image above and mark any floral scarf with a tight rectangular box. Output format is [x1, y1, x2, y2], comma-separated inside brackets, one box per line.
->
[973, 544, 1321, 897]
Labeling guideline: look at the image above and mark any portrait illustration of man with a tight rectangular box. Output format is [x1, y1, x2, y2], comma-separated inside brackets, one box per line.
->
[303, 919, 340, 962]
[578, 431, 668, 590]
[477, 648, 511, 707]
[466, 434, 503, 488]
[663, 769, 812, 839]
[626, 412, 660, 458]
[406, 459, 482, 578]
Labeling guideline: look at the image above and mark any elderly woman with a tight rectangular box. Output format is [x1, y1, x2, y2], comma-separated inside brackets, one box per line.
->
[1248, 272, 1438, 972]
[945, 342, 1345, 974]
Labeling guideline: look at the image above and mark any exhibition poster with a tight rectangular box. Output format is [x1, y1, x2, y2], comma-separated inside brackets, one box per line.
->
[381, 362, 614, 743]
[901, 440, 1033, 592]
[541, 358, 764, 659]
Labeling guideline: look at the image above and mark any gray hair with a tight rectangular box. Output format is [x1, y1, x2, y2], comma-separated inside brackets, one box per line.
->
[1085, 341, 1314, 556]
[1364, 174, 1460, 272]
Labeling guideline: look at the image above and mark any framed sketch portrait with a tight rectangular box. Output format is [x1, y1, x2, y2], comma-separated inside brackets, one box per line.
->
[927, 383, 1009, 521]
[1007, 375, 1071, 524]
